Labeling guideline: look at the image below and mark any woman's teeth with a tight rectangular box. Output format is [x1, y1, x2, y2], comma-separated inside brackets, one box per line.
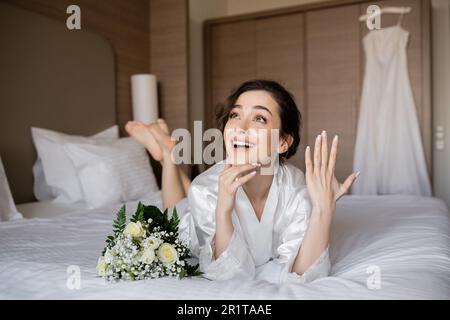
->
[233, 141, 255, 148]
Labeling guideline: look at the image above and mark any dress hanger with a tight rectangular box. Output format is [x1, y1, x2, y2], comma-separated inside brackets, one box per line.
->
[359, 6, 411, 27]
[396, 11, 405, 26]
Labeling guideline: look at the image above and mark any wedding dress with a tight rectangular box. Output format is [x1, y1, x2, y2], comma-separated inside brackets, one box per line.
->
[352, 22, 431, 196]
[175, 159, 330, 283]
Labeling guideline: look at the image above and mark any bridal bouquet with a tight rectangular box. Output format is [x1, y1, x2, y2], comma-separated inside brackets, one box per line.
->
[97, 202, 200, 281]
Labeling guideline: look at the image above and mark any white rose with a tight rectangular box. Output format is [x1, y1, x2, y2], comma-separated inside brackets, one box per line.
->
[124, 221, 145, 239]
[144, 236, 162, 250]
[157, 243, 178, 265]
[96, 256, 108, 277]
[141, 248, 155, 264]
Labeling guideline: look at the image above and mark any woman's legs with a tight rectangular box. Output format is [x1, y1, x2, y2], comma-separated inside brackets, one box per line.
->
[148, 123, 187, 209]
[125, 119, 191, 209]
[155, 119, 191, 196]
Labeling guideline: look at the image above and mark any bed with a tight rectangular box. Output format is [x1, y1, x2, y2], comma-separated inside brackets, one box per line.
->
[0, 3, 449, 300]
[0, 193, 449, 299]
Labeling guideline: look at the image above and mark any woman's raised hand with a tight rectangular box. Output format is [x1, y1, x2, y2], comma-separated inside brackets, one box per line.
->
[216, 163, 260, 215]
[305, 131, 360, 220]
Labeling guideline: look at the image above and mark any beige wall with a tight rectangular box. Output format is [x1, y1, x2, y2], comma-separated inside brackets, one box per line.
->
[150, 0, 190, 132]
[189, 0, 227, 131]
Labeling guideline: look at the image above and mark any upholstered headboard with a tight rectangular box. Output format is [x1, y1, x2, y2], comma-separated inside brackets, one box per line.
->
[0, 3, 116, 204]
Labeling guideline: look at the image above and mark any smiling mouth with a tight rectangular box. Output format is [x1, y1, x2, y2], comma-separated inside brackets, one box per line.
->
[232, 140, 256, 149]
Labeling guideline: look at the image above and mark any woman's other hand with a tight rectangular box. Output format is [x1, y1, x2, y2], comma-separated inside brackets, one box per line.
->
[304, 131, 360, 221]
[216, 162, 260, 215]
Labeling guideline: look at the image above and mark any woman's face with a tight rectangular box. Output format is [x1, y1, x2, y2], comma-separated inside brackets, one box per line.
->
[224, 90, 290, 165]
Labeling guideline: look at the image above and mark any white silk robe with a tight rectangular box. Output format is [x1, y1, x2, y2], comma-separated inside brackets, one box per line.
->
[176, 160, 331, 283]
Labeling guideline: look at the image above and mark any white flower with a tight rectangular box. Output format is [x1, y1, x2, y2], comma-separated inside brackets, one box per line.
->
[144, 236, 162, 250]
[157, 243, 178, 265]
[141, 248, 156, 264]
[96, 256, 108, 277]
[124, 221, 145, 239]
[104, 248, 115, 264]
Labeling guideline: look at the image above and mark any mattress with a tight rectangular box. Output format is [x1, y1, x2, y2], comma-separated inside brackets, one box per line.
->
[0, 193, 449, 299]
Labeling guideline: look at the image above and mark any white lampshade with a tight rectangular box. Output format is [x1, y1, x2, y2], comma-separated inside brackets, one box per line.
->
[131, 74, 159, 123]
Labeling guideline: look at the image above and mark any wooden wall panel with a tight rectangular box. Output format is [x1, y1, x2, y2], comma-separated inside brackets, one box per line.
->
[255, 13, 306, 170]
[150, 0, 190, 132]
[208, 20, 256, 129]
[4, 0, 150, 136]
[207, 15, 306, 169]
[306, 5, 361, 180]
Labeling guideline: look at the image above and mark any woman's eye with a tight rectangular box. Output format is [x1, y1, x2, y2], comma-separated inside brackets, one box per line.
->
[255, 115, 267, 123]
[229, 112, 239, 119]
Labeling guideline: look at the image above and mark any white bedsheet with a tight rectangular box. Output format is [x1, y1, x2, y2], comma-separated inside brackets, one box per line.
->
[16, 200, 89, 219]
[0, 193, 449, 299]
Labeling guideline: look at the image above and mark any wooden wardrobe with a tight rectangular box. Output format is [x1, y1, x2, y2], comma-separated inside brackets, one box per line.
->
[204, 0, 431, 181]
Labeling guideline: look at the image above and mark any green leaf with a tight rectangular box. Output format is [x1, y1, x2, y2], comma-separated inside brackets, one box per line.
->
[101, 205, 126, 255]
[185, 263, 202, 277]
[170, 207, 179, 226]
[112, 205, 127, 236]
[179, 268, 187, 278]
[162, 208, 169, 229]
[142, 205, 164, 224]
[130, 202, 145, 223]
[167, 207, 180, 234]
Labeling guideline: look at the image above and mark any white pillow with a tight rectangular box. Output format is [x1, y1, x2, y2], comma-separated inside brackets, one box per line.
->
[63, 138, 159, 209]
[31, 126, 119, 203]
[32, 158, 56, 201]
[0, 156, 23, 221]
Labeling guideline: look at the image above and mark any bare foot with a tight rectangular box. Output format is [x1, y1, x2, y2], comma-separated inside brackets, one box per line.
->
[148, 122, 176, 160]
[156, 118, 169, 134]
[125, 121, 163, 162]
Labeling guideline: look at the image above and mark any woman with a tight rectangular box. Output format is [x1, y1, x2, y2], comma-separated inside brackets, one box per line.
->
[125, 80, 359, 283]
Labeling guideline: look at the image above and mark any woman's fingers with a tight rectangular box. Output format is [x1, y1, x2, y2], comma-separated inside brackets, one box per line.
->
[337, 171, 360, 199]
[219, 163, 233, 179]
[305, 146, 313, 174]
[321, 131, 328, 174]
[313, 134, 322, 173]
[227, 163, 260, 182]
[231, 170, 257, 189]
[328, 135, 338, 176]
